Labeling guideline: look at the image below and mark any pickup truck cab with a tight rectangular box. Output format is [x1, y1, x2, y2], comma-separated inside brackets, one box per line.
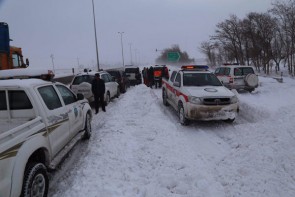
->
[162, 65, 239, 125]
[0, 69, 92, 197]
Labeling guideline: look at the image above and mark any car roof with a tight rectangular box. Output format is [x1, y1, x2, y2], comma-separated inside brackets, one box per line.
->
[74, 71, 108, 76]
[219, 65, 253, 68]
[0, 78, 56, 89]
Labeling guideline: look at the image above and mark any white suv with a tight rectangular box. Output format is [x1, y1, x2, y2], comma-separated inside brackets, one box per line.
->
[70, 70, 120, 104]
[162, 65, 239, 125]
[214, 64, 259, 92]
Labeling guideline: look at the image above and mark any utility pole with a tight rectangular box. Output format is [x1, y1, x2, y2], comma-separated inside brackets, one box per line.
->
[118, 32, 125, 67]
[77, 57, 80, 67]
[128, 43, 133, 65]
[50, 54, 55, 73]
[92, 0, 100, 71]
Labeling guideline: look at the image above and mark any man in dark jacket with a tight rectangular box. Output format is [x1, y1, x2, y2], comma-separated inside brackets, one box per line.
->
[91, 73, 106, 114]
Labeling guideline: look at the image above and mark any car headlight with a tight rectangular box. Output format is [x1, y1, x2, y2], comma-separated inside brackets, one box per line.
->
[230, 95, 238, 104]
[188, 96, 202, 104]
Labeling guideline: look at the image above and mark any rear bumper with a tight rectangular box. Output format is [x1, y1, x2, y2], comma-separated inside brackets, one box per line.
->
[224, 83, 257, 91]
[129, 79, 141, 85]
[185, 103, 239, 121]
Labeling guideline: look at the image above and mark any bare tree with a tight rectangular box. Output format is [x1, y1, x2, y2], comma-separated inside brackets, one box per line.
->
[155, 45, 194, 64]
[212, 15, 245, 64]
[271, 0, 295, 75]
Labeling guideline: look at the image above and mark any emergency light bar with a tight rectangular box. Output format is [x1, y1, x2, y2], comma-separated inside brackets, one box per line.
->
[181, 65, 209, 71]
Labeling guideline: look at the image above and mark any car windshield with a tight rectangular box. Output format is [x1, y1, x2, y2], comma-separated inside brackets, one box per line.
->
[108, 71, 120, 78]
[125, 68, 139, 73]
[183, 73, 222, 86]
[72, 75, 94, 85]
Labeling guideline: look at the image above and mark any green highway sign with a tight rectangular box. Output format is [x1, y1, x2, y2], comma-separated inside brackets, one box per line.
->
[167, 52, 180, 62]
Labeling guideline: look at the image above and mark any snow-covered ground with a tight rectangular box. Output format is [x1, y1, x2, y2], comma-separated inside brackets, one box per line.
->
[49, 75, 295, 197]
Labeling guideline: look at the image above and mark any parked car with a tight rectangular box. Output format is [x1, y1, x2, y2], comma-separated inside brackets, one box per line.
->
[124, 66, 142, 85]
[106, 69, 130, 93]
[214, 64, 259, 92]
[0, 68, 92, 197]
[153, 65, 169, 88]
[70, 70, 120, 104]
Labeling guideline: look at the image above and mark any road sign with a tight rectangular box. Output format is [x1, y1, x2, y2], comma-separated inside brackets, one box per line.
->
[167, 52, 180, 62]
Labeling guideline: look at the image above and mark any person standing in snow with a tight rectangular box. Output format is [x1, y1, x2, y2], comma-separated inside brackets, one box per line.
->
[91, 73, 106, 114]
[148, 66, 154, 88]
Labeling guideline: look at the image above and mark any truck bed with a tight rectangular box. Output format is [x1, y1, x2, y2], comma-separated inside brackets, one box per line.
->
[0, 119, 30, 135]
[0, 117, 45, 147]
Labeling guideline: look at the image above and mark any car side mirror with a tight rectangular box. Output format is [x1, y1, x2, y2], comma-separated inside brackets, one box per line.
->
[77, 93, 84, 100]
[173, 81, 180, 87]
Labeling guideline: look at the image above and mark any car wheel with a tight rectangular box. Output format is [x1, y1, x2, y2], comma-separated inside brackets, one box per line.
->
[21, 162, 48, 197]
[162, 89, 169, 106]
[178, 103, 189, 125]
[122, 84, 127, 93]
[105, 92, 110, 106]
[224, 118, 235, 123]
[248, 88, 255, 93]
[83, 113, 92, 140]
[116, 87, 120, 98]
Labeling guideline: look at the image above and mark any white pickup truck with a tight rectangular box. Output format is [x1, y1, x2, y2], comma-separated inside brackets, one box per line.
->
[162, 65, 239, 125]
[0, 72, 92, 197]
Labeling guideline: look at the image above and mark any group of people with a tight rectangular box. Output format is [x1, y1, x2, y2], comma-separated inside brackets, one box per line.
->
[142, 66, 169, 88]
[90, 66, 169, 114]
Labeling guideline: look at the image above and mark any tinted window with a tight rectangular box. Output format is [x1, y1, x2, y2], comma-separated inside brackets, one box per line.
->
[215, 67, 230, 75]
[170, 71, 177, 82]
[101, 74, 110, 82]
[175, 73, 181, 84]
[38, 86, 62, 110]
[0, 91, 7, 110]
[125, 68, 139, 73]
[108, 71, 120, 78]
[154, 67, 164, 71]
[9, 90, 33, 110]
[234, 67, 254, 76]
[56, 85, 76, 105]
[72, 75, 95, 85]
[106, 74, 113, 82]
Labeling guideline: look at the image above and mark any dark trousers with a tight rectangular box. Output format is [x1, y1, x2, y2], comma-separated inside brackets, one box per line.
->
[94, 94, 105, 113]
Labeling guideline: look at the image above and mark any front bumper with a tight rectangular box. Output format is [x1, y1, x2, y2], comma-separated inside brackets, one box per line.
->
[185, 103, 239, 121]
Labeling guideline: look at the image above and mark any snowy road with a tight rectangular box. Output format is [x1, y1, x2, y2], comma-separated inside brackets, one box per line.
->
[49, 76, 295, 197]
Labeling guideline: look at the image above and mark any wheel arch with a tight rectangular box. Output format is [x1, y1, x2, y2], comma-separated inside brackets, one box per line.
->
[10, 137, 50, 197]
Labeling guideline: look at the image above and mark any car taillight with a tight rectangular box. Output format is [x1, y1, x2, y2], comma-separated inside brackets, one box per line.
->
[229, 77, 234, 83]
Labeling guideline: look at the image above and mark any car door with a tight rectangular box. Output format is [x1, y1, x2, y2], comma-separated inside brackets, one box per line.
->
[101, 73, 112, 98]
[105, 73, 117, 97]
[38, 85, 71, 156]
[167, 71, 177, 102]
[56, 84, 84, 138]
[171, 73, 182, 109]
[215, 67, 230, 85]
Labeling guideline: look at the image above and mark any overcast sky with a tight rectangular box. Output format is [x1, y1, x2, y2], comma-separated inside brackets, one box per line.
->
[0, 0, 274, 70]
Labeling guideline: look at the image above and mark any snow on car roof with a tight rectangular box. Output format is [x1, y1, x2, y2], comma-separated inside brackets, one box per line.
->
[0, 68, 54, 80]
[0, 78, 53, 88]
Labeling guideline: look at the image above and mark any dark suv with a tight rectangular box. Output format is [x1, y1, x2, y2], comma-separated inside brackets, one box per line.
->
[107, 69, 130, 93]
[124, 66, 142, 85]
